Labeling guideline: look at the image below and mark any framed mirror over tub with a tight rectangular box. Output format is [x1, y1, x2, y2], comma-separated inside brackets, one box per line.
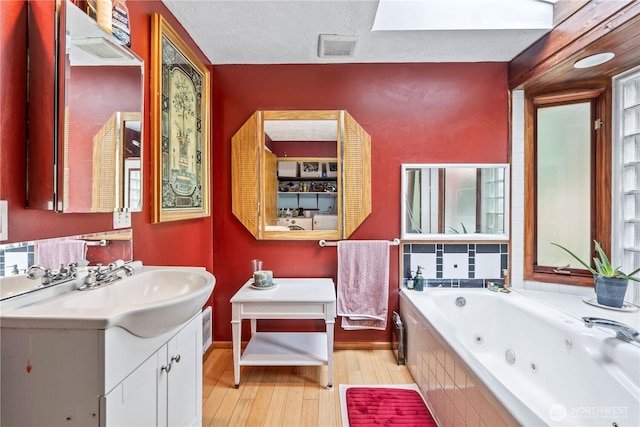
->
[401, 164, 509, 241]
[400, 163, 510, 288]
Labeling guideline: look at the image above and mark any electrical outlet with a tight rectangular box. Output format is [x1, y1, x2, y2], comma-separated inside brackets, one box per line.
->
[113, 211, 131, 229]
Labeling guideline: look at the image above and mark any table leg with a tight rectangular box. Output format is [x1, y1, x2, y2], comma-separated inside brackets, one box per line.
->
[326, 319, 335, 390]
[250, 318, 257, 336]
[231, 317, 241, 388]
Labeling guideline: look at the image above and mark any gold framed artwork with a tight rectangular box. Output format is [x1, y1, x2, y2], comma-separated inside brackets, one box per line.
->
[150, 13, 210, 223]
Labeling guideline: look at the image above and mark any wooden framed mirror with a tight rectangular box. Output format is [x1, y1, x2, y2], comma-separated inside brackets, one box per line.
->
[232, 110, 371, 240]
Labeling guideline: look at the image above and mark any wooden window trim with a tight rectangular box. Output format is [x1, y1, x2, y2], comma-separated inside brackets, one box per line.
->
[524, 83, 612, 286]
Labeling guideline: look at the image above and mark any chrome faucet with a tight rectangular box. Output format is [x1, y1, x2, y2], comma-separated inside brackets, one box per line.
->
[27, 265, 56, 285]
[582, 317, 640, 343]
[27, 262, 81, 286]
[98, 264, 136, 282]
[27, 265, 48, 279]
[81, 261, 136, 290]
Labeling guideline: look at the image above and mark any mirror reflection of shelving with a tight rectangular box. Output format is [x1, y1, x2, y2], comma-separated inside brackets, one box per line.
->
[276, 159, 338, 230]
[231, 109, 371, 240]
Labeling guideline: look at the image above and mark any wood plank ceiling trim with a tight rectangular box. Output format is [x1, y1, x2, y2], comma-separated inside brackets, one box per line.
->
[508, 0, 640, 90]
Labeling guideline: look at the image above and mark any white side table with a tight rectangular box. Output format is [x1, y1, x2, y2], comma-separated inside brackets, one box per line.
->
[230, 278, 336, 389]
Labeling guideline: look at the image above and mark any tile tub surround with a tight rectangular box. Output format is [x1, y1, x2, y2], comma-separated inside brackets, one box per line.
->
[402, 243, 508, 286]
[400, 291, 517, 427]
[399, 288, 640, 427]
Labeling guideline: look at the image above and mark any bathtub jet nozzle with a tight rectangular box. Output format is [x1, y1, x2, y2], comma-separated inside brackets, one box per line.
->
[582, 317, 640, 343]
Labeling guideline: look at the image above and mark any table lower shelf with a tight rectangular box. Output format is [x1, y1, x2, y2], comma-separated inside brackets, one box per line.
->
[240, 332, 329, 366]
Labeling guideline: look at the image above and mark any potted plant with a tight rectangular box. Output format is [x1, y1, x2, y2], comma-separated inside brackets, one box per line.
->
[551, 240, 640, 308]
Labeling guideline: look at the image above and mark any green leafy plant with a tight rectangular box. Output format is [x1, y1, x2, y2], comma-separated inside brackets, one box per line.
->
[447, 222, 469, 234]
[551, 240, 640, 282]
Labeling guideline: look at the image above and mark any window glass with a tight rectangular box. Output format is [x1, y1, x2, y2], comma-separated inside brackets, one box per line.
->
[444, 168, 477, 233]
[536, 102, 591, 267]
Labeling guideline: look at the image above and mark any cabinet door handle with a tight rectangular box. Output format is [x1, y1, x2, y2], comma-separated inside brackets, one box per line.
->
[171, 354, 181, 364]
[161, 363, 172, 373]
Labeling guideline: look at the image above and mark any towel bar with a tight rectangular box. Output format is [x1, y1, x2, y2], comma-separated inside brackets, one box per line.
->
[318, 238, 400, 247]
[85, 239, 108, 247]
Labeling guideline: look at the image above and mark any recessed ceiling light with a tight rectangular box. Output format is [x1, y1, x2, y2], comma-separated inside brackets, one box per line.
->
[574, 52, 615, 69]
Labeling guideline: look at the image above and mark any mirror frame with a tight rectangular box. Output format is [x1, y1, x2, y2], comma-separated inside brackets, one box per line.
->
[401, 163, 510, 241]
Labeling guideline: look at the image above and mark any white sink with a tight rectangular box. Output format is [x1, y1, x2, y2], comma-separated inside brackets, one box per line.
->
[0, 274, 41, 299]
[0, 265, 216, 338]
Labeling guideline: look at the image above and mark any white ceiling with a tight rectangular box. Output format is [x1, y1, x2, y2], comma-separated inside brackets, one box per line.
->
[161, 0, 555, 65]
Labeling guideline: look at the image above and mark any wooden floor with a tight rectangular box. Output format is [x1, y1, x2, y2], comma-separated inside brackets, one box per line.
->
[202, 347, 415, 427]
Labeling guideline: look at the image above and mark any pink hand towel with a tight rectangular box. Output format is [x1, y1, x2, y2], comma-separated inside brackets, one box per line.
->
[38, 240, 87, 269]
[337, 240, 390, 330]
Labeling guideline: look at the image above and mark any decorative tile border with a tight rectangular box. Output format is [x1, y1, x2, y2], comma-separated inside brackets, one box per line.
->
[402, 243, 509, 287]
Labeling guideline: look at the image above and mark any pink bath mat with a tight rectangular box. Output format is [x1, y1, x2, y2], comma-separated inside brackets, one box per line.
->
[345, 386, 437, 426]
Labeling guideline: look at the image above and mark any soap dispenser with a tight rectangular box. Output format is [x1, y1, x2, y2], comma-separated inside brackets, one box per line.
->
[413, 266, 425, 292]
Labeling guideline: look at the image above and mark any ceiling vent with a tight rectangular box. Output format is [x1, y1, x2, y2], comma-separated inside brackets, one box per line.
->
[318, 35, 358, 58]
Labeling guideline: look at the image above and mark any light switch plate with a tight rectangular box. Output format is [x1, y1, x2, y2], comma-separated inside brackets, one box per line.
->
[0, 200, 7, 241]
[113, 211, 131, 229]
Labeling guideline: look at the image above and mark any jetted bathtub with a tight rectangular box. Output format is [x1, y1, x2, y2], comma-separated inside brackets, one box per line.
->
[399, 288, 640, 426]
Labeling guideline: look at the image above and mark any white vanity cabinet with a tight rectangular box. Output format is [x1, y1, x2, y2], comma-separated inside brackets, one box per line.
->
[163, 313, 202, 426]
[1, 311, 202, 426]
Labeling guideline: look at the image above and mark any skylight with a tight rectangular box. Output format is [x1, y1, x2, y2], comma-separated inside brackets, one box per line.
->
[372, 0, 554, 32]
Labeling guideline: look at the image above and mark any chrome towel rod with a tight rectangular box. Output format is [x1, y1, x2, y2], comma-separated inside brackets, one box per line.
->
[85, 239, 108, 247]
[318, 238, 400, 247]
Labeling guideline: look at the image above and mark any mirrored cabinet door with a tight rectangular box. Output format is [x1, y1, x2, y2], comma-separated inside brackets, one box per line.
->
[27, 0, 144, 213]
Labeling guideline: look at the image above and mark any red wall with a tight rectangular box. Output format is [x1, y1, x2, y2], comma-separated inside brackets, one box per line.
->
[0, 1, 213, 267]
[2, 0, 508, 345]
[211, 64, 509, 342]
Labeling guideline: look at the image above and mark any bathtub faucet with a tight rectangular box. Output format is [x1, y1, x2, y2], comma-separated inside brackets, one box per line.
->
[582, 317, 640, 343]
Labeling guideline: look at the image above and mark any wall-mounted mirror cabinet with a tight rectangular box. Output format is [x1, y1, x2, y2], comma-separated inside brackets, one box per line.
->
[27, 0, 144, 212]
[401, 164, 510, 240]
[232, 110, 371, 240]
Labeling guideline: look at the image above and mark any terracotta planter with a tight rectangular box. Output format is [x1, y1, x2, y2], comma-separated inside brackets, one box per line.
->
[595, 276, 628, 308]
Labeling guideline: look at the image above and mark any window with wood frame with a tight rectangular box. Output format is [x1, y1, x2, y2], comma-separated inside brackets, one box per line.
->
[524, 85, 611, 286]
